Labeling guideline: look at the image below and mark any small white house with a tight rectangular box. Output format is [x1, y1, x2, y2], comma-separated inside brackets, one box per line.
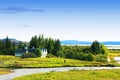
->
[15, 48, 47, 58]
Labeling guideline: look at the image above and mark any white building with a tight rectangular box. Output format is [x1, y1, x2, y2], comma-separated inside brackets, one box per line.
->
[41, 48, 47, 57]
[15, 48, 47, 58]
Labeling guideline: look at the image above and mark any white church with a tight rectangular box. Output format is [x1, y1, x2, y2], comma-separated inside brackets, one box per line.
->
[15, 47, 47, 58]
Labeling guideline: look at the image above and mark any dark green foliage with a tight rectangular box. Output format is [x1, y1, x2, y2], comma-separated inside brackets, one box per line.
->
[29, 36, 38, 48]
[91, 40, 101, 54]
[59, 46, 94, 61]
[66, 50, 75, 59]
[59, 44, 108, 61]
[86, 53, 94, 61]
[0, 37, 16, 55]
[46, 54, 57, 58]
[75, 53, 94, 61]
[21, 53, 37, 58]
[0, 40, 4, 50]
[95, 54, 108, 62]
[100, 44, 108, 55]
[53, 39, 61, 56]
[29, 34, 61, 57]
[18, 41, 25, 49]
[35, 48, 41, 57]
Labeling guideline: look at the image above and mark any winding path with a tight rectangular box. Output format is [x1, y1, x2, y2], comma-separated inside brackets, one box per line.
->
[0, 67, 120, 80]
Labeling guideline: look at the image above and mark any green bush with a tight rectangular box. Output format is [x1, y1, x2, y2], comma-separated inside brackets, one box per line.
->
[21, 52, 37, 58]
[35, 48, 41, 57]
[86, 53, 94, 61]
[95, 54, 107, 62]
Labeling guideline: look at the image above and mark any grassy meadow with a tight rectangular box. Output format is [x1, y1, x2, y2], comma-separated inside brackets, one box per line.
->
[0, 55, 107, 68]
[0, 49, 120, 69]
[108, 49, 120, 61]
[1, 49, 120, 68]
[13, 69, 120, 80]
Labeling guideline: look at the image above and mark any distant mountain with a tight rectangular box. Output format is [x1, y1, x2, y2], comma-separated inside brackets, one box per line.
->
[2, 38, 20, 44]
[101, 41, 120, 45]
[61, 40, 92, 45]
[61, 40, 120, 45]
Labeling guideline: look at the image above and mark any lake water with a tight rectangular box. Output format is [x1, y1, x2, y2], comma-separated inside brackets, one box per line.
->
[0, 67, 120, 80]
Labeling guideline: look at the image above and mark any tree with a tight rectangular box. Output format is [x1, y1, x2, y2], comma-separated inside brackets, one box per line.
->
[101, 44, 108, 55]
[35, 48, 41, 57]
[91, 40, 101, 54]
[18, 41, 25, 49]
[29, 36, 38, 48]
[29, 34, 62, 56]
[2, 37, 14, 55]
[46, 38, 54, 54]
[53, 39, 61, 57]
[4, 37, 12, 49]
[0, 40, 4, 51]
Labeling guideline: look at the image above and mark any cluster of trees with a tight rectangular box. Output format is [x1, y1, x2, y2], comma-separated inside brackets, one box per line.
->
[29, 34, 61, 56]
[0, 35, 61, 57]
[91, 41, 108, 55]
[0, 37, 16, 55]
[0, 35, 108, 62]
[58, 41, 108, 62]
[58, 46, 94, 61]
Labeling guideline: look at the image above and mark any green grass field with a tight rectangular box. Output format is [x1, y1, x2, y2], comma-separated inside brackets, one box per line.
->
[108, 49, 120, 61]
[1, 48, 120, 68]
[0, 53, 120, 68]
[13, 69, 120, 80]
[0, 55, 107, 68]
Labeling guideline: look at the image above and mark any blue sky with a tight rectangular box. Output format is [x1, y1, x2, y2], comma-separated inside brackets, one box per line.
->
[0, 0, 120, 41]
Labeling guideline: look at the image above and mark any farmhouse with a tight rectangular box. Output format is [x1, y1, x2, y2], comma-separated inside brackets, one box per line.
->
[15, 47, 47, 57]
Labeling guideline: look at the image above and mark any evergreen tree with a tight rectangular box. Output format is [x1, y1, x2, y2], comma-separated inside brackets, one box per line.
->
[91, 40, 101, 54]
[29, 36, 38, 48]
[29, 34, 62, 56]
[4, 37, 12, 49]
[53, 39, 61, 56]
[46, 38, 54, 54]
[0, 40, 4, 51]
[18, 41, 25, 49]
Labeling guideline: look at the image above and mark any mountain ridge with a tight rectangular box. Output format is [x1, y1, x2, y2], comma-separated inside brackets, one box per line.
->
[61, 40, 120, 45]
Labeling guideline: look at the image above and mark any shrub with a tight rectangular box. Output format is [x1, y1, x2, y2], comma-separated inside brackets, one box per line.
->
[21, 52, 37, 58]
[95, 54, 107, 62]
[86, 53, 94, 61]
[35, 48, 41, 57]
[46, 54, 57, 58]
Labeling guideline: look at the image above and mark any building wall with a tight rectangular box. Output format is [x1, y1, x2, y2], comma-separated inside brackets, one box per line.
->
[41, 49, 47, 58]
[15, 53, 22, 57]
